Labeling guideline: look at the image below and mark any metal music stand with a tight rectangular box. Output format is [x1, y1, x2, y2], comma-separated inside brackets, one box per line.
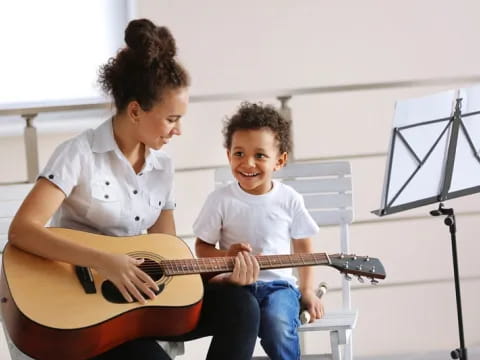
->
[373, 84, 480, 360]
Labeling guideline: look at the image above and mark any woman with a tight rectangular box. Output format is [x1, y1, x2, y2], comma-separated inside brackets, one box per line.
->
[8, 18, 260, 360]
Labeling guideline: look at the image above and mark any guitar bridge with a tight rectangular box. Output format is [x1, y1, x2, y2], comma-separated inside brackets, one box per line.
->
[75, 266, 96, 294]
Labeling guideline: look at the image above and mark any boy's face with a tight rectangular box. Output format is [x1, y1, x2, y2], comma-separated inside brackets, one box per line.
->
[227, 128, 287, 195]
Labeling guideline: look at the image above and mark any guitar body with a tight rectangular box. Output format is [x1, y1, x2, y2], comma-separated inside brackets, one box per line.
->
[0, 228, 204, 360]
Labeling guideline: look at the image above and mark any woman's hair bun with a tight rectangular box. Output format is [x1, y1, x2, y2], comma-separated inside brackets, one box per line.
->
[124, 18, 176, 65]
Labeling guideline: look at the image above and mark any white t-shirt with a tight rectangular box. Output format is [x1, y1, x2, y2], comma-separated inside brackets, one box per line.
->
[193, 180, 319, 285]
[39, 118, 175, 236]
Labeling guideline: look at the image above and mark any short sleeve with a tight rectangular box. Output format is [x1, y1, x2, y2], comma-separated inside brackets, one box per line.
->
[290, 194, 320, 239]
[162, 179, 176, 210]
[192, 191, 223, 245]
[38, 138, 85, 197]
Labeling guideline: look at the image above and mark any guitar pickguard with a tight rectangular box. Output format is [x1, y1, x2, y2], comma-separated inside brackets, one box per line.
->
[101, 280, 165, 304]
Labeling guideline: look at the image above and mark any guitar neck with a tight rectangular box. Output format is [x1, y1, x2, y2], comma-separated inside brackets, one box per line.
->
[161, 253, 330, 276]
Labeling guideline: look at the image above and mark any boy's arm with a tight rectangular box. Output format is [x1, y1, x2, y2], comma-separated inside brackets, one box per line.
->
[195, 238, 226, 257]
[293, 237, 325, 321]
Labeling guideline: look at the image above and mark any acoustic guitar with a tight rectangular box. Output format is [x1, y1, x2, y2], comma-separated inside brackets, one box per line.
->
[0, 227, 385, 360]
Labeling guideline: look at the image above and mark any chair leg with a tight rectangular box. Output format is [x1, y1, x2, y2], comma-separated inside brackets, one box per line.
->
[343, 331, 353, 360]
[329, 331, 341, 360]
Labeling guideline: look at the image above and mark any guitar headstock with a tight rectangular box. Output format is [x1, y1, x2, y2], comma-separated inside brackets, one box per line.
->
[329, 254, 386, 284]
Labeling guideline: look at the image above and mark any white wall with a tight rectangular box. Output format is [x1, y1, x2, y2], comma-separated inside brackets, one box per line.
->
[133, 1, 480, 358]
[1, 0, 479, 359]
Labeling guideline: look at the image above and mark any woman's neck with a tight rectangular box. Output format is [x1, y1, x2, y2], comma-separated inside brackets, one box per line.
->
[112, 114, 145, 173]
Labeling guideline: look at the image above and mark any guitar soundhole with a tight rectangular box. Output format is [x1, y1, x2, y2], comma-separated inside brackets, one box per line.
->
[101, 257, 166, 304]
[139, 258, 163, 281]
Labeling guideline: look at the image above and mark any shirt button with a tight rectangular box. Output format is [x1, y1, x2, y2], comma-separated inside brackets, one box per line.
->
[133, 190, 138, 195]
[48, 174, 54, 179]
[134, 216, 140, 221]
[159, 201, 162, 206]
[104, 194, 109, 199]
[105, 181, 110, 186]
[138, 173, 143, 176]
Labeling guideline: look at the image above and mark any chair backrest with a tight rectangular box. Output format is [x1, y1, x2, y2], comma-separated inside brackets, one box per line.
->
[215, 160, 354, 310]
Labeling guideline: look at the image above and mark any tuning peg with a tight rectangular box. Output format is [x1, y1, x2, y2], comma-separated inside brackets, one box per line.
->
[344, 273, 352, 281]
[370, 278, 379, 285]
[357, 276, 364, 283]
[364, 256, 370, 262]
[351, 254, 357, 260]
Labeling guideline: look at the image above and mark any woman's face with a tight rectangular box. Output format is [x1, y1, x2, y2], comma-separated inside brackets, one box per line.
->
[136, 87, 189, 150]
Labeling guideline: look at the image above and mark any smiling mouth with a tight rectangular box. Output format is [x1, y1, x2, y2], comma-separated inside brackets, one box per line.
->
[239, 171, 260, 177]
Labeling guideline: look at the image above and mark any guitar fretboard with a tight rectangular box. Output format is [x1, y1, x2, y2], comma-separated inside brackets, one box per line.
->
[160, 253, 330, 276]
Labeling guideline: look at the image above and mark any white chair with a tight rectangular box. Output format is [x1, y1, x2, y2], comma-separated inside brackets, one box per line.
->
[214, 160, 357, 360]
[0, 183, 184, 360]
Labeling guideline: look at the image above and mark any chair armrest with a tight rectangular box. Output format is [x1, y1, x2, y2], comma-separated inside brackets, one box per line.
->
[298, 310, 358, 332]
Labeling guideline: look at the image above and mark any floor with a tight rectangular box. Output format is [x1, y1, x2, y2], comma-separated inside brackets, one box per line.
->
[1, 323, 478, 360]
[357, 347, 479, 360]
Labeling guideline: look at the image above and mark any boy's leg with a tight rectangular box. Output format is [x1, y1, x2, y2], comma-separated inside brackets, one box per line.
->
[173, 282, 260, 360]
[257, 281, 301, 360]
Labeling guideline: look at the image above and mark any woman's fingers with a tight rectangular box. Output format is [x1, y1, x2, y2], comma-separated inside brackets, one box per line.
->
[122, 258, 159, 303]
[123, 274, 148, 304]
[114, 281, 134, 303]
[131, 277, 156, 301]
[133, 263, 160, 292]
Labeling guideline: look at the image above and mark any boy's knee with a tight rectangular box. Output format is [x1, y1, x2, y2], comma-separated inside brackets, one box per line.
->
[260, 311, 298, 341]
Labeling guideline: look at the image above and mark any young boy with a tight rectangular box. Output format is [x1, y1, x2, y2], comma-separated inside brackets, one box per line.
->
[193, 102, 324, 360]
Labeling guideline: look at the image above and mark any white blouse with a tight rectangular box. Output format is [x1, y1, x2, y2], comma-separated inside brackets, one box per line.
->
[39, 118, 175, 236]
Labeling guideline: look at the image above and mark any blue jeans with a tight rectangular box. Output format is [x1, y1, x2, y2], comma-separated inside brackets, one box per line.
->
[245, 280, 301, 360]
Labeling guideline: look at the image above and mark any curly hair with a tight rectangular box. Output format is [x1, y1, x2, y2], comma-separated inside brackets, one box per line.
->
[223, 102, 292, 154]
[98, 18, 190, 112]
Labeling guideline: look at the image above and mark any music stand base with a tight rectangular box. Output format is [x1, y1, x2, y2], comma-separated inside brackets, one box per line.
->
[451, 348, 467, 359]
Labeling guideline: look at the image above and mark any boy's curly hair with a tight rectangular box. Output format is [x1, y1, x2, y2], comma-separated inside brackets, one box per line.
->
[223, 102, 292, 154]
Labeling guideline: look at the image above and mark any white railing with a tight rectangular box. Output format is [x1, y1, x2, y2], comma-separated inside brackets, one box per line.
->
[2, 75, 480, 183]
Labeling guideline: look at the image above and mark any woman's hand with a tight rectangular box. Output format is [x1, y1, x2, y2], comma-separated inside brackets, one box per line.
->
[300, 289, 324, 322]
[93, 253, 159, 304]
[225, 251, 259, 286]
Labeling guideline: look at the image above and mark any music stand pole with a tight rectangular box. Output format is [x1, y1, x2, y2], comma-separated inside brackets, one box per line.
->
[430, 203, 467, 360]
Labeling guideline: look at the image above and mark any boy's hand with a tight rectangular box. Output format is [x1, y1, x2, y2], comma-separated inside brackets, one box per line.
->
[301, 289, 325, 322]
[226, 243, 253, 256]
[225, 251, 259, 285]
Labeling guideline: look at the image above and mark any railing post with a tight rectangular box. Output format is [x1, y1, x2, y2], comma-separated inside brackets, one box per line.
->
[22, 113, 39, 183]
[277, 95, 294, 161]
